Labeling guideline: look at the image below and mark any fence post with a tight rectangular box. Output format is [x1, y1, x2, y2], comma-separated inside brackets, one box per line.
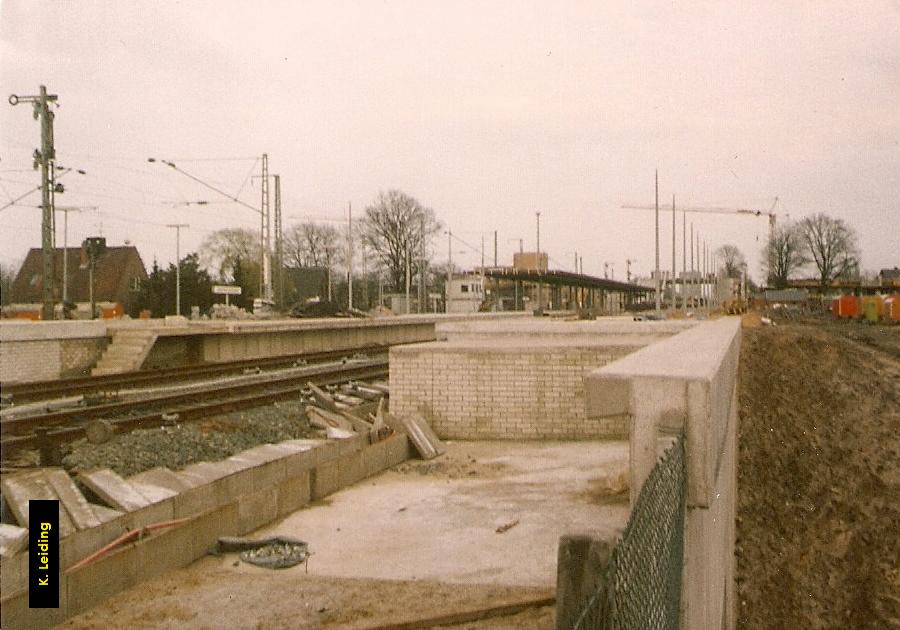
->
[556, 533, 613, 630]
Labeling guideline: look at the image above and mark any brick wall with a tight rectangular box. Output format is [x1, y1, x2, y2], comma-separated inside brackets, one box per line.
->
[390, 344, 637, 440]
[1, 337, 107, 383]
[0, 340, 62, 383]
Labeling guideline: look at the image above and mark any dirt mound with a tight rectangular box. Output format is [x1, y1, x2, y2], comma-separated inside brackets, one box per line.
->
[737, 320, 900, 629]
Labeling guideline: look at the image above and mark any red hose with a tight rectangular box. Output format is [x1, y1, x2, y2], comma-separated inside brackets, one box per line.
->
[65, 516, 194, 573]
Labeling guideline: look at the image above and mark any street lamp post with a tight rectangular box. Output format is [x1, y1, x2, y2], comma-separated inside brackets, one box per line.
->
[166, 224, 189, 316]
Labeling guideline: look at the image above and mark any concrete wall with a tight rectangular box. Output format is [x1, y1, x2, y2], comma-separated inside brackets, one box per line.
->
[0, 433, 413, 630]
[0, 321, 108, 383]
[391, 338, 646, 439]
[577, 317, 741, 630]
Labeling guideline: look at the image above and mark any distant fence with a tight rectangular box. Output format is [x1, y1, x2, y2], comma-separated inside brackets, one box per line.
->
[573, 435, 686, 630]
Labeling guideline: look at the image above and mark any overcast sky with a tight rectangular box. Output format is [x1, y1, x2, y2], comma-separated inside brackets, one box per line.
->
[1, 0, 897, 282]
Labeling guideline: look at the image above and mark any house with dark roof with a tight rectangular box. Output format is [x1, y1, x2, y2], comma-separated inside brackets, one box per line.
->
[879, 267, 900, 288]
[6, 243, 148, 319]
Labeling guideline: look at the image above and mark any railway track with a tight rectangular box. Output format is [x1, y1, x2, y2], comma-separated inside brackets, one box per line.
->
[1, 345, 389, 405]
[0, 358, 388, 458]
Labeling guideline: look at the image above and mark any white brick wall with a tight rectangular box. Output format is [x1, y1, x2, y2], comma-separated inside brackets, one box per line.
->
[0, 340, 62, 383]
[390, 345, 635, 440]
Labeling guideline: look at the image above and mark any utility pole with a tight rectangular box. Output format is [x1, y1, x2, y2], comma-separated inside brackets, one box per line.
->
[273, 174, 283, 307]
[536, 211, 542, 311]
[405, 248, 411, 314]
[690, 223, 695, 307]
[362, 244, 369, 310]
[166, 224, 189, 315]
[9, 86, 57, 320]
[493, 230, 498, 267]
[682, 208, 686, 312]
[696, 231, 701, 307]
[55, 206, 96, 307]
[418, 213, 426, 313]
[259, 153, 271, 302]
[672, 195, 676, 310]
[347, 202, 353, 311]
[446, 230, 452, 312]
[654, 170, 661, 312]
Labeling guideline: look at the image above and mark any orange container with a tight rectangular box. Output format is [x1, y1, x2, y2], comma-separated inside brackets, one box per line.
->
[835, 295, 859, 318]
[831, 298, 840, 316]
[884, 295, 900, 322]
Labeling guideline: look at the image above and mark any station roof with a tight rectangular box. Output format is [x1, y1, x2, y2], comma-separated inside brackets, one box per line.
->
[482, 267, 652, 294]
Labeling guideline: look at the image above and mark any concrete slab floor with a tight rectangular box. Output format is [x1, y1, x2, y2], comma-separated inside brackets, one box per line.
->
[226, 440, 631, 587]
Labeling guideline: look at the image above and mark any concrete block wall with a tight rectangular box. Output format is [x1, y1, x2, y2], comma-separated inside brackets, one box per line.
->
[0, 433, 413, 630]
[391, 342, 640, 439]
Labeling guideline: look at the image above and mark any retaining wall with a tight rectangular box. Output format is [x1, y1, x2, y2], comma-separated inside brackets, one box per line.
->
[0, 321, 108, 383]
[559, 317, 741, 629]
[0, 433, 412, 630]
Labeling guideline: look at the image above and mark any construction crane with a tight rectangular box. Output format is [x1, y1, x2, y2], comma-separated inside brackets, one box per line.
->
[621, 197, 779, 241]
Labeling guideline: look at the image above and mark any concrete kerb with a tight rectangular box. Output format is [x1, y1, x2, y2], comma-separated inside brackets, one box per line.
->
[0, 432, 412, 630]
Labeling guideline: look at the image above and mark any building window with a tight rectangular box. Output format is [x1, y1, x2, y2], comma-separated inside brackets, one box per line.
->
[130, 277, 141, 291]
[461, 285, 469, 293]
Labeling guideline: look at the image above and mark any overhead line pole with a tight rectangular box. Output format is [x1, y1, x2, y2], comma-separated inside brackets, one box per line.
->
[166, 224, 189, 315]
[672, 195, 676, 311]
[347, 202, 353, 311]
[273, 174, 283, 306]
[9, 86, 58, 319]
[259, 153, 270, 302]
[682, 208, 686, 311]
[654, 171, 660, 312]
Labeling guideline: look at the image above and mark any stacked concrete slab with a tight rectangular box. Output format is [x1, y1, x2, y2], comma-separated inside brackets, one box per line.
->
[0, 433, 412, 630]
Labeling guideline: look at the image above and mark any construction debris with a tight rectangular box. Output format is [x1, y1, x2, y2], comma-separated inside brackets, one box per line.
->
[307, 382, 341, 413]
[495, 519, 520, 534]
[0, 523, 29, 557]
[79, 468, 152, 512]
[217, 535, 310, 570]
[393, 412, 445, 460]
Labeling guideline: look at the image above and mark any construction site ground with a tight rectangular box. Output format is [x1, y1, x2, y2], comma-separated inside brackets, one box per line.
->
[737, 312, 900, 629]
[58, 441, 629, 629]
[52, 312, 899, 629]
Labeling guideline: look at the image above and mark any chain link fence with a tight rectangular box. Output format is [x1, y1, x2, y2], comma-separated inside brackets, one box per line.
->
[572, 435, 686, 630]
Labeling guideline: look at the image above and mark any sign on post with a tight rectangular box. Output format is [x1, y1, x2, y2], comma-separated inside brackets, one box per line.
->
[212, 285, 242, 306]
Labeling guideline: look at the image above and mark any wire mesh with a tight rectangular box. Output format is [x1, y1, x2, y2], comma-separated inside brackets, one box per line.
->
[572, 435, 686, 630]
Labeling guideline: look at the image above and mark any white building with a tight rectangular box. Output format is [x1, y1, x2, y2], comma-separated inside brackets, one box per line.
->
[446, 274, 485, 313]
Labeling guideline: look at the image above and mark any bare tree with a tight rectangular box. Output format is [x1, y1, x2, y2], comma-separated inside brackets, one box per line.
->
[199, 228, 260, 281]
[283, 222, 342, 269]
[359, 190, 443, 291]
[0, 259, 21, 306]
[714, 244, 747, 278]
[763, 223, 807, 288]
[798, 214, 859, 291]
